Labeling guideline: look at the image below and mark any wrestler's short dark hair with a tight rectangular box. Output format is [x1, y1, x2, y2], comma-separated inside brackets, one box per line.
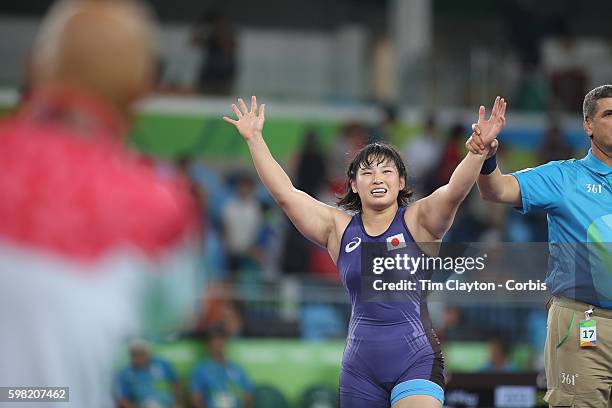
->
[337, 142, 413, 213]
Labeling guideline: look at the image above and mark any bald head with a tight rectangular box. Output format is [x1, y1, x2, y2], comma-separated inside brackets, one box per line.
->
[31, 0, 157, 117]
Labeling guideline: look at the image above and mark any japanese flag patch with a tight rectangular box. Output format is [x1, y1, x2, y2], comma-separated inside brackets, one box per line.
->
[386, 233, 406, 251]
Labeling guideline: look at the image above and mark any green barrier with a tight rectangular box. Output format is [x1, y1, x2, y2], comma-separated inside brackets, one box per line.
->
[142, 339, 532, 407]
[0, 99, 536, 169]
[0, 99, 423, 162]
[0, 102, 341, 162]
[150, 339, 342, 406]
[444, 341, 531, 372]
[129, 113, 340, 161]
[230, 340, 342, 404]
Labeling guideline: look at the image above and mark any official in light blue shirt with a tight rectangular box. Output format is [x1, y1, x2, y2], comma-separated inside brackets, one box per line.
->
[512, 149, 612, 306]
[468, 85, 612, 408]
[115, 340, 180, 408]
[190, 326, 253, 408]
[191, 360, 252, 408]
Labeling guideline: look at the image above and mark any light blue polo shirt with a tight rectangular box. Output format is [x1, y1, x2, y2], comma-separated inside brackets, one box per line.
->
[512, 149, 612, 307]
[115, 357, 178, 407]
[191, 359, 252, 408]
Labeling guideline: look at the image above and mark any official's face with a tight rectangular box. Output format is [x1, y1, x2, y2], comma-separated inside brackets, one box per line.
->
[585, 97, 612, 152]
[131, 349, 149, 368]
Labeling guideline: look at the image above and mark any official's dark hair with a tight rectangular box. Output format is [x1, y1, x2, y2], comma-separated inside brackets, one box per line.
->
[337, 142, 413, 212]
[583, 85, 612, 120]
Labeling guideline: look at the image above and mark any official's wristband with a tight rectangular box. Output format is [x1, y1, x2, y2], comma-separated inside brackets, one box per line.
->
[480, 154, 497, 175]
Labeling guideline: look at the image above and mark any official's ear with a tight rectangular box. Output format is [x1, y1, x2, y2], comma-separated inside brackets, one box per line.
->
[583, 118, 593, 138]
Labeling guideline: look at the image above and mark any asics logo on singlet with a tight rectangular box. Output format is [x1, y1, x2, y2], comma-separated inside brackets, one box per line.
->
[345, 237, 362, 253]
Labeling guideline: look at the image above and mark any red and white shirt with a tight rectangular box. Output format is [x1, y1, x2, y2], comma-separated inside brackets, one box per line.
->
[0, 87, 199, 407]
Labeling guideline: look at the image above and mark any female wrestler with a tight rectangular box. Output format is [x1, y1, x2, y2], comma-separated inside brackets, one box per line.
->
[223, 96, 505, 408]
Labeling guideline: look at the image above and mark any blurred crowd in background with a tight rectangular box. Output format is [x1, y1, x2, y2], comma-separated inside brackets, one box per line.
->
[3, 1, 612, 109]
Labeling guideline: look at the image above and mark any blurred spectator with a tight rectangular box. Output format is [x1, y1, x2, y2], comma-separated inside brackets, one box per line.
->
[174, 156, 225, 285]
[115, 340, 181, 408]
[198, 283, 243, 338]
[191, 326, 253, 408]
[546, 22, 588, 112]
[504, 0, 545, 68]
[371, 105, 411, 146]
[0, 1, 198, 406]
[295, 130, 328, 197]
[435, 123, 465, 188]
[222, 174, 263, 275]
[538, 123, 573, 163]
[436, 306, 469, 343]
[191, 9, 236, 95]
[402, 114, 442, 196]
[281, 130, 327, 274]
[300, 304, 344, 341]
[481, 336, 519, 373]
[328, 122, 368, 190]
[504, 0, 552, 113]
[252, 202, 283, 279]
[527, 309, 548, 370]
[446, 189, 504, 243]
[513, 63, 548, 112]
[309, 247, 340, 280]
[195, 184, 227, 283]
[189, 160, 231, 226]
[458, 148, 510, 241]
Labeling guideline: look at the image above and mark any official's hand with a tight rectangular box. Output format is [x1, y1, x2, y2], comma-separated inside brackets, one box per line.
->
[472, 96, 506, 149]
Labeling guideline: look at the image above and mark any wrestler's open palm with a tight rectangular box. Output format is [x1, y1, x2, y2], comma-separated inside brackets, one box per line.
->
[475, 96, 506, 146]
[223, 96, 265, 141]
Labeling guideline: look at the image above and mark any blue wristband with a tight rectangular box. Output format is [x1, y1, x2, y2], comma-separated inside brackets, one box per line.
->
[480, 154, 497, 175]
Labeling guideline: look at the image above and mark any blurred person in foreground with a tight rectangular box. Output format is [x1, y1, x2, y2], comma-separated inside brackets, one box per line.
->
[467, 85, 612, 407]
[0, 0, 198, 406]
[115, 340, 181, 408]
[223, 96, 506, 407]
[190, 326, 253, 408]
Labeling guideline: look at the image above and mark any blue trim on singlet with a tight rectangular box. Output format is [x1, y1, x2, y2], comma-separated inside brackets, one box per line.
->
[390, 379, 444, 405]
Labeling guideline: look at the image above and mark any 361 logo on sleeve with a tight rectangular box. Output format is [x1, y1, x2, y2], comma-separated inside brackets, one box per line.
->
[586, 184, 603, 194]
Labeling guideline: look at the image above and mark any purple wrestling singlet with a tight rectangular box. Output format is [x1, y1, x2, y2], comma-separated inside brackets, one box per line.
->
[337, 206, 445, 407]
